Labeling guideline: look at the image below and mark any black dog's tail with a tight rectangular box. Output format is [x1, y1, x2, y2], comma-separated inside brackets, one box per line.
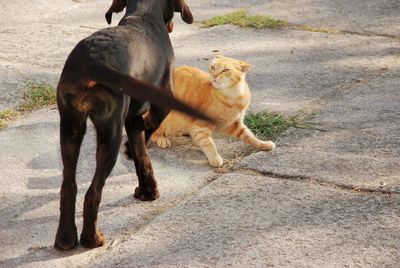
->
[86, 64, 214, 123]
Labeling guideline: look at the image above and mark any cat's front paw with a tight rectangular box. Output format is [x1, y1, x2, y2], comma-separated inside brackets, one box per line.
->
[259, 141, 276, 151]
[157, 137, 171, 148]
[209, 154, 224, 167]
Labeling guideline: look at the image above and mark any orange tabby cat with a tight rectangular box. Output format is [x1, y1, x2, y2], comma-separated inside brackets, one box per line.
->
[150, 55, 275, 167]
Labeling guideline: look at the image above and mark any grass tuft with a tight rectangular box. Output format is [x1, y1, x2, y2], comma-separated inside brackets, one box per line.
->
[244, 111, 320, 140]
[202, 10, 288, 29]
[18, 82, 56, 112]
[202, 10, 339, 34]
[0, 81, 56, 130]
[0, 109, 20, 129]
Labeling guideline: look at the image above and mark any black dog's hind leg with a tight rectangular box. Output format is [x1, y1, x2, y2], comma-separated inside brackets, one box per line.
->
[80, 113, 123, 248]
[125, 114, 160, 201]
[55, 109, 87, 250]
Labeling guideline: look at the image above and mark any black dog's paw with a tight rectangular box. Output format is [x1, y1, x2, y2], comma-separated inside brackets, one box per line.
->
[80, 230, 105, 249]
[134, 186, 160, 201]
[124, 141, 133, 160]
[54, 231, 79, 250]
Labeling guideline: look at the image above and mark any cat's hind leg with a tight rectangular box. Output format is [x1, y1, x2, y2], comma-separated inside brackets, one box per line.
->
[223, 121, 276, 151]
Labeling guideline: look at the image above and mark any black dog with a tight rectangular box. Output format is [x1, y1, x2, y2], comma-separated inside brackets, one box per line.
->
[54, 0, 211, 250]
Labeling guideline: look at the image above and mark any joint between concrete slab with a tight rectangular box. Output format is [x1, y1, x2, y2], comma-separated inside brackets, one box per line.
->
[92, 172, 226, 255]
[234, 168, 400, 196]
[197, 19, 400, 40]
[341, 29, 400, 39]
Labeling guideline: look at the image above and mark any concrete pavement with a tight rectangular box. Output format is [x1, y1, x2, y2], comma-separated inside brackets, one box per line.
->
[0, 0, 399, 267]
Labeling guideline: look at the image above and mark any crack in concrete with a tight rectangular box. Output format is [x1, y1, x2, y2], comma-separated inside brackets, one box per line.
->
[197, 18, 400, 40]
[84, 146, 398, 262]
[93, 153, 257, 257]
[340, 29, 399, 39]
[312, 69, 391, 108]
[235, 168, 400, 196]
[95, 172, 224, 256]
[84, 57, 398, 256]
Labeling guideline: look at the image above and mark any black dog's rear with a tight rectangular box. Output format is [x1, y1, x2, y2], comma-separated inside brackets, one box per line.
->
[55, 0, 208, 250]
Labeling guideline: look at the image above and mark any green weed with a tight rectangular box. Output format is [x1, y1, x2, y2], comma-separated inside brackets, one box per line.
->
[202, 10, 288, 29]
[18, 82, 56, 112]
[202, 10, 339, 34]
[0, 109, 20, 129]
[244, 111, 321, 140]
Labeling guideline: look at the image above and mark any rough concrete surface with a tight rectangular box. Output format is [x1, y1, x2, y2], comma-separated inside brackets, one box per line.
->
[0, 0, 117, 110]
[171, 24, 400, 113]
[1, 0, 400, 267]
[188, 0, 400, 37]
[96, 174, 400, 268]
[239, 66, 400, 192]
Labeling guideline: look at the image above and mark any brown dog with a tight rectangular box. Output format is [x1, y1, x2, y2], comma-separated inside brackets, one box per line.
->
[54, 0, 211, 250]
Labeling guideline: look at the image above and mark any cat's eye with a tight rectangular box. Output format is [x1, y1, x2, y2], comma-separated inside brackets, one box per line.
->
[210, 66, 216, 71]
[223, 68, 230, 72]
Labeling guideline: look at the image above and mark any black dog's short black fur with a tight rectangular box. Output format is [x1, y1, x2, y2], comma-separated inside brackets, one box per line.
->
[54, 0, 210, 250]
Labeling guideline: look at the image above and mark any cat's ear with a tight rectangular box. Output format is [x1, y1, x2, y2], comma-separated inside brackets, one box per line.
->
[239, 61, 251, 72]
